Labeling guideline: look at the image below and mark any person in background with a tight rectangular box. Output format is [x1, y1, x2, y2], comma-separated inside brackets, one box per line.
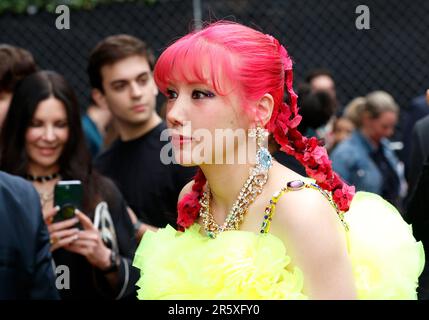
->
[0, 70, 138, 299]
[305, 68, 339, 111]
[331, 91, 407, 211]
[272, 83, 335, 176]
[0, 170, 59, 299]
[329, 116, 355, 153]
[304, 69, 341, 149]
[399, 91, 429, 175]
[88, 35, 195, 241]
[406, 89, 429, 299]
[407, 90, 429, 196]
[0, 44, 37, 130]
[81, 101, 114, 157]
[328, 96, 364, 153]
[297, 83, 336, 141]
[342, 97, 366, 128]
[406, 153, 429, 300]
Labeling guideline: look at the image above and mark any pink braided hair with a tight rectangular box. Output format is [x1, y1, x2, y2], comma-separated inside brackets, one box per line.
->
[155, 22, 355, 229]
[177, 168, 206, 231]
[266, 36, 355, 215]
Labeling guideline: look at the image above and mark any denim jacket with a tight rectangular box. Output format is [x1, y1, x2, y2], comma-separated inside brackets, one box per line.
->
[331, 130, 406, 197]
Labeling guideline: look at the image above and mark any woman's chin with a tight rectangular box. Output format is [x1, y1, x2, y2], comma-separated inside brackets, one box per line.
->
[173, 153, 211, 167]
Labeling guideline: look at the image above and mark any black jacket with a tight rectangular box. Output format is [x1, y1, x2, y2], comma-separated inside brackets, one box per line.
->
[406, 156, 429, 299]
[408, 114, 429, 191]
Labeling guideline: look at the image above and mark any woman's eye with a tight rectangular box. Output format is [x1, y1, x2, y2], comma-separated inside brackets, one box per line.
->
[55, 122, 68, 128]
[166, 89, 178, 100]
[192, 90, 215, 99]
[29, 121, 42, 127]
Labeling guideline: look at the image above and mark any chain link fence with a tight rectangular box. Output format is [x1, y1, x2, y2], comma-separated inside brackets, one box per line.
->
[0, 0, 428, 114]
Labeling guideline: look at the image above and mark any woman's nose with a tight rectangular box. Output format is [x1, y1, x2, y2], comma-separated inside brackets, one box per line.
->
[166, 99, 187, 127]
[42, 125, 56, 141]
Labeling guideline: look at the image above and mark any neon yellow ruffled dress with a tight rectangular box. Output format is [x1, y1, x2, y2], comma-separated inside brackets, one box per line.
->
[133, 184, 424, 300]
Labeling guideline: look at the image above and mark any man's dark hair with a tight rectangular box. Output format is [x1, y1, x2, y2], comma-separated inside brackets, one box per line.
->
[297, 83, 335, 133]
[0, 44, 37, 93]
[304, 68, 334, 84]
[87, 34, 155, 92]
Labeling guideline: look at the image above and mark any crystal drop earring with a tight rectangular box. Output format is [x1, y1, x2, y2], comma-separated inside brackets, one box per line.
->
[248, 125, 272, 172]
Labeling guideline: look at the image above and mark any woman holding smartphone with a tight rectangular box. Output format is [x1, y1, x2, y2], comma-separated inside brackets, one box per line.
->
[0, 70, 138, 299]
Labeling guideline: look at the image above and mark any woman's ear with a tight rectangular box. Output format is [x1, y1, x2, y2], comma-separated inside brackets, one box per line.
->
[254, 93, 274, 126]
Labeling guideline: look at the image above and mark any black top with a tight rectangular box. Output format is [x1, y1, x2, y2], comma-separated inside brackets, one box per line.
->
[408, 114, 429, 195]
[0, 171, 59, 299]
[95, 122, 196, 228]
[273, 151, 307, 177]
[52, 177, 139, 300]
[406, 155, 429, 299]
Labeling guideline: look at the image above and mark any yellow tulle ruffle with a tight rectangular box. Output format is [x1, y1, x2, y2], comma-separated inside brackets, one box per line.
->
[133, 192, 424, 299]
[345, 192, 424, 299]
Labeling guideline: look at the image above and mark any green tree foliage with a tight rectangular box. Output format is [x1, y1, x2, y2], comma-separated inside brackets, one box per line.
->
[0, 0, 156, 15]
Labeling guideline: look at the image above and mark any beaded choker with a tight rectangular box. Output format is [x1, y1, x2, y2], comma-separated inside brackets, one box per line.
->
[25, 172, 60, 183]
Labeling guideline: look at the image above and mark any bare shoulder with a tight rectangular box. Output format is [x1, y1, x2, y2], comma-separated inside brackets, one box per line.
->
[272, 184, 342, 234]
[268, 161, 343, 236]
[178, 180, 195, 202]
[268, 176, 354, 298]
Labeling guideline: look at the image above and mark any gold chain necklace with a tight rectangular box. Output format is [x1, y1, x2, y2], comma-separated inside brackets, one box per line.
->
[199, 166, 270, 239]
[31, 175, 61, 208]
[38, 190, 54, 208]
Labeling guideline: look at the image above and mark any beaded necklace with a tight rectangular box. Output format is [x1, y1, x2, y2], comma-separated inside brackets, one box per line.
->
[200, 127, 273, 238]
[26, 173, 61, 208]
[199, 166, 269, 239]
[25, 172, 60, 183]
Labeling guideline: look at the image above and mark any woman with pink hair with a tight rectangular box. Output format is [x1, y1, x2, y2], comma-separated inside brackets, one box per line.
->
[133, 22, 424, 299]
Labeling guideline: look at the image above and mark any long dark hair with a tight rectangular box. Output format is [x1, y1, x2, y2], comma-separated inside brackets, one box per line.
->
[0, 70, 102, 215]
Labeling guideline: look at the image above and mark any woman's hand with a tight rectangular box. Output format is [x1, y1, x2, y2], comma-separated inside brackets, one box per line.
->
[44, 206, 80, 252]
[43, 205, 59, 224]
[65, 210, 112, 270]
[127, 207, 158, 242]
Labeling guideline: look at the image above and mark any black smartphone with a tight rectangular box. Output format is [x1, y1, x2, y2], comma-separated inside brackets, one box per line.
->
[53, 180, 83, 223]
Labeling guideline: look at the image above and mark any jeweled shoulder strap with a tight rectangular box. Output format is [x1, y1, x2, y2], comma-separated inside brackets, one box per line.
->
[259, 180, 349, 234]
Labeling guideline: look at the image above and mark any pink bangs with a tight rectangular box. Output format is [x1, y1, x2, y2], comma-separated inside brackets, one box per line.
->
[154, 21, 286, 111]
[154, 31, 237, 96]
